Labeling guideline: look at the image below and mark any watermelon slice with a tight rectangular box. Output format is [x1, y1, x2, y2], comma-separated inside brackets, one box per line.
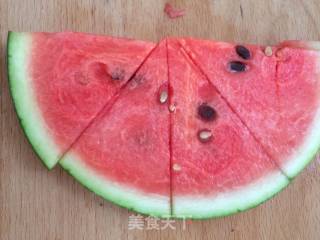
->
[7, 32, 155, 168]
[7, 32, 320, 218]
[167, 40, 289, 218]
[180, 38, 320, 178]
[60, 40, 171, 216]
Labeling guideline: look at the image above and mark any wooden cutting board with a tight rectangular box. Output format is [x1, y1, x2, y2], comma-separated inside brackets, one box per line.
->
[1, 1, 320, 239]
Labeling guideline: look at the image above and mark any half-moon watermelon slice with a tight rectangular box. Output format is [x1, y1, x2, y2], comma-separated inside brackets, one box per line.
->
[60, 40, 171, 216]
[7, 32, 320, 219]
[179, 38, 320, 179]
[167, 40, 289, 218]
[7, 32, 155, 169]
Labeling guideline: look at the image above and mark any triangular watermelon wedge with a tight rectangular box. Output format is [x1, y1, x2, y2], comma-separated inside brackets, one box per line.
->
[60, 40, 171, 216]
[180, 38, 320, 178]
[167, 39, 289, 218]
[7, 32, 155, 169]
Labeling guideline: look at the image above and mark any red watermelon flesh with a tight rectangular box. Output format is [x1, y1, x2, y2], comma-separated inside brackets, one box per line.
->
[60, 40, 171, 215]
[9, 32, 155, 168]
[274, 45, 320, 175]
[180, 38, 320, 177]
[167, 40, 288, 217]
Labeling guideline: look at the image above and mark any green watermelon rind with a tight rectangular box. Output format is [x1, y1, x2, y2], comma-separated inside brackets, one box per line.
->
[172, 39, 320, 219]
[172, 88, 320, 219]
[173, 170, 290, 219]
[8, 31, 171, 217]
[60, 151, 171, 217]
[279, 51, 320, 178]
[7, 32, 60, 169]
[283, 111, 320, 178]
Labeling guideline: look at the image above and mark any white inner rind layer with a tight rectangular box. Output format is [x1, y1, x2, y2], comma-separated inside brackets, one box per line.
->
[173, 170, 289, 219]
[8, 32, 60, 169]
[60, 151, 171, 217]
[282, 105, 320, 177]
[275, 43, 320, 177]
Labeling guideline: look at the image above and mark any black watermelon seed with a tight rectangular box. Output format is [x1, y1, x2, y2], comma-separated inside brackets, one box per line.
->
[235, 45, 251, 60]
[229, 61, 246, 72]
[111, 69, 125, 81]
[198, 103, 217, 121]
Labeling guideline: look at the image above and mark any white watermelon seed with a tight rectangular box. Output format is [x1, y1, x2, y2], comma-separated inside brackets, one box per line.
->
[198, 129, 212, 142]
[173, 163, 181, 171]
[159, 91, 168, 104]
[169, 104, 176, 112]
[264, 46, 273, 57]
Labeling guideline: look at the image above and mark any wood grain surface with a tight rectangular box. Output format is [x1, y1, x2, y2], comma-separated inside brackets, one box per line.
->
[1, 0, 320, 239]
